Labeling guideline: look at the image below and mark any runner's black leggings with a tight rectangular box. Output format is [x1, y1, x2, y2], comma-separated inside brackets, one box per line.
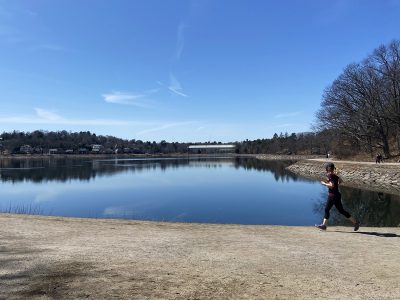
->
[324, 193, 351, 219]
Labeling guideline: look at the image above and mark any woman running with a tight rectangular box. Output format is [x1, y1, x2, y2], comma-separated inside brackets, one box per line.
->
[315, 163, 360, 231]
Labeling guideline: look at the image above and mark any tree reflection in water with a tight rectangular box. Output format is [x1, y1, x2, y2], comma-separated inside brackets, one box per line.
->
[233, 157, 314, 183]
[313, 186, 400, 227]
[1, 156, 400, 226]
[0, 156, 308, 183]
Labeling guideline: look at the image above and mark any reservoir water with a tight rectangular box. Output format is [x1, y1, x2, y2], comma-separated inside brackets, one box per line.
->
[0, 156, 399, 226]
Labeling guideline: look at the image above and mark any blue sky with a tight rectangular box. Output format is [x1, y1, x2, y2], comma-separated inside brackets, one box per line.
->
[1, 0, 400, 142]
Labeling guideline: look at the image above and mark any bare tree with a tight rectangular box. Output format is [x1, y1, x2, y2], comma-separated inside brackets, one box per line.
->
[370, 41, 400, 153]
[316, 40, 400, 158]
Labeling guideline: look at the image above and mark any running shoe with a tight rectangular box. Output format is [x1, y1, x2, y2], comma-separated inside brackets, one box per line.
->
[354, 221, 360, 231]
[315, 224, 327, 231]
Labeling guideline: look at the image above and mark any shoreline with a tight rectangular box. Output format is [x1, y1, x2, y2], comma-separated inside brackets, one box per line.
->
[285, 159, 400, 195]
[1, 213, 399, 299]
[0, 153, 319, 159]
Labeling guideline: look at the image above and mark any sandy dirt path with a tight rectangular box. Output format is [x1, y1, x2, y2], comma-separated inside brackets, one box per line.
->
[1, 214, 399, 299]
[307, 158, 400, 166]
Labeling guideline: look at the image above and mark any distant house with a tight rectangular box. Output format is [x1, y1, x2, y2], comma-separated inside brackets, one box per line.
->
[20, 145, 33, 154]
[91, 144, 103, 153]
[33, 147, 43, 154]
[123, 147, 131, 153]
[65, 149, 74, 154]
[49, 149, 58, 155]
[78, 148, 88, 154]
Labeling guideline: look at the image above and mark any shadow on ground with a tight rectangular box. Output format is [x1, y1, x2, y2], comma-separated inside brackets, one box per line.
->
[334, 231, 399, 238]
[0, 244, 93, 299]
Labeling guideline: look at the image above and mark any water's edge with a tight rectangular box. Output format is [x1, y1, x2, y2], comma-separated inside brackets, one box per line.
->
[283, 160, 400, 195]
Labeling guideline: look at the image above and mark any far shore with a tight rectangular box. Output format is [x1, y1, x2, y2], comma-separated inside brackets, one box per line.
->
[0, 153, 322, 160]
[1, 213, 399, 299]
[0, 153, 192, 159]
[4, 152, 398, 163]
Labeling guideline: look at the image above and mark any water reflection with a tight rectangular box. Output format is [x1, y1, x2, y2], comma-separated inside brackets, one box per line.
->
[313, 186, 400, 227]
[1, 156, 399, 227]
[232, 157, 311, 183]
[0, 157, 303, 183]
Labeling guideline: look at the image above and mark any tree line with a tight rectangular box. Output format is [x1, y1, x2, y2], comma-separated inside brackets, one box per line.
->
[316, 40, 400, 158]
[0, 129, 333, 156]
[0, 130, 191, 155]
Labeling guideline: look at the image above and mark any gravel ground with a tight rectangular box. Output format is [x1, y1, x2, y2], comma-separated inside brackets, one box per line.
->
[1, 214, 399, 299]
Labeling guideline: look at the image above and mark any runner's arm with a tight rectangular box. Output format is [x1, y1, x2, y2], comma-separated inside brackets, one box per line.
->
[321, 180, 334, 188]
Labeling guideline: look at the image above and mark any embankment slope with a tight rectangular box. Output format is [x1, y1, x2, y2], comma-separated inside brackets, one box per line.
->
[286, 159, 400, 194]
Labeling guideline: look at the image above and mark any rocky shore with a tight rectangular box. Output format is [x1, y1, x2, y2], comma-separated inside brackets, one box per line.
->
[286, 159, 400, 194]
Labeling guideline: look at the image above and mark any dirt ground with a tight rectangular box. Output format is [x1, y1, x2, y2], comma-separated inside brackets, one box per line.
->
[1, 214, 399, 300]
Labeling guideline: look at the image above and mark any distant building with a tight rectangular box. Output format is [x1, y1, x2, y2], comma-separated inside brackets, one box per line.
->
[49, 149, 58, 155]
[20, 145, 33, 154]
[65, 149, 74, 154]
[2, 150, 10, 155]
[91, 144, 103, 153]
[33, 147, 43, 154]
[78, 148, 89, 154]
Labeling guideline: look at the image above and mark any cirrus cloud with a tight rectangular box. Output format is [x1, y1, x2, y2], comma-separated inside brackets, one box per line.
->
[274, 111, 302, 119]
[168, 73, 188, 97]
[102, 90, 158, 108]
[0, 108, 146, 126]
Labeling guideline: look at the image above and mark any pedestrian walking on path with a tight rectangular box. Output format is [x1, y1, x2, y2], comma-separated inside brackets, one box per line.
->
[315, 163, 360, 231]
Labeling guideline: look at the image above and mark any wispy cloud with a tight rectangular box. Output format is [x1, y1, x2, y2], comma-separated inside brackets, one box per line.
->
[34, 108, 62, 121]
[136, 121, 195, 135]
[0, 109, 198, 137]
[168, 73, 188, 97]
[102, 91, 156, 108]
[175, 22, 185, 61]
[274, 111, 302, 119]
[103, 91, 144, 104]
[0, 108, 149, 126]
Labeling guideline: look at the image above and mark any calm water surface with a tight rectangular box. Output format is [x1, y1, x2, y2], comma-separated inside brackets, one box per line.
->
[1, 157, 399, 226]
